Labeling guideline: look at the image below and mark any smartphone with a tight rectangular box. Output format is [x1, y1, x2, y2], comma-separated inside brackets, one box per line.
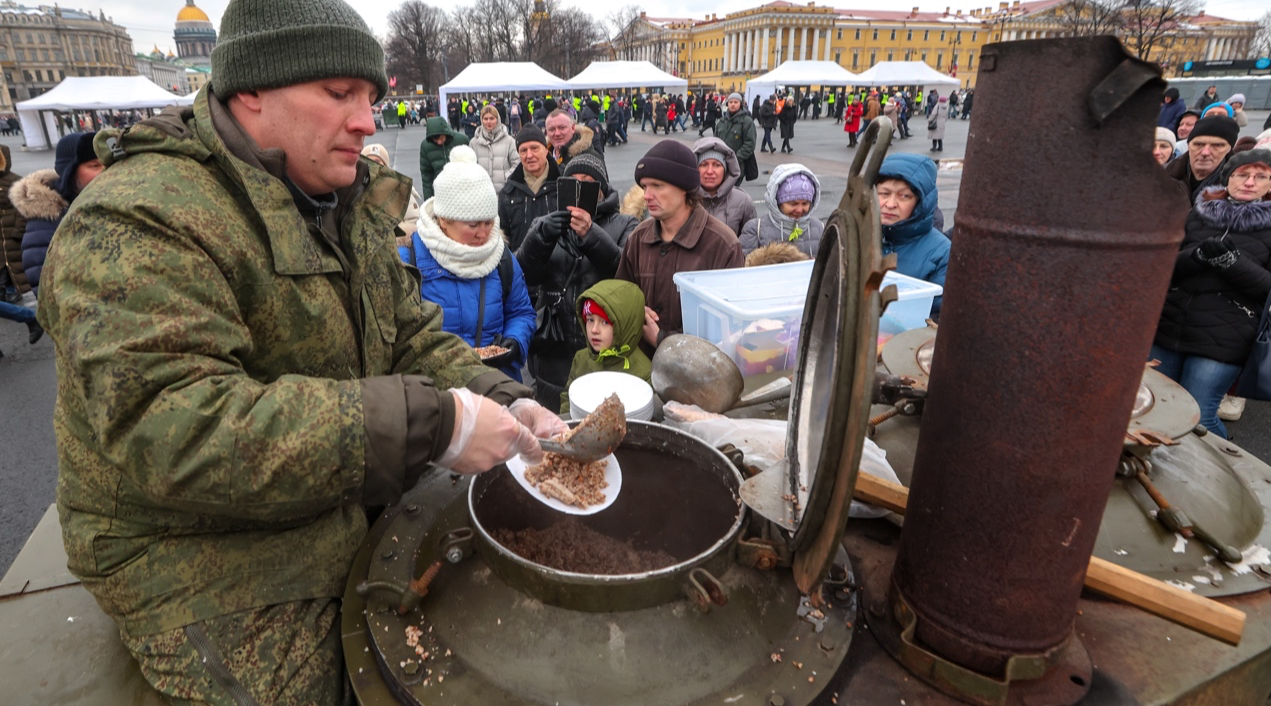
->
[557, 177, 601, 218]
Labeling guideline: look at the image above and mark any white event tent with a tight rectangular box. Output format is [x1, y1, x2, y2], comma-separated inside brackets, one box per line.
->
[439, 62, 570, 108]
[851, 62, 961, 93]
[17, 76, 192, 150]
[744, 61, 861, 106]
[567, 61, 687, 91]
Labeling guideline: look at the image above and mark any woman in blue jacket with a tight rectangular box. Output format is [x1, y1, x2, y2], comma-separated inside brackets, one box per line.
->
[876, 153, 951, 317]
[399, 146, 535, 381]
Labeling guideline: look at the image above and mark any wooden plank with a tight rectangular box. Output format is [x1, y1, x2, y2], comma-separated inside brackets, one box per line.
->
[853, 472, 1247, 646]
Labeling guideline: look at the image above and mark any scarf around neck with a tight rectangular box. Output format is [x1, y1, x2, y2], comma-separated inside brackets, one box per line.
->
[417, 200, 505, 279]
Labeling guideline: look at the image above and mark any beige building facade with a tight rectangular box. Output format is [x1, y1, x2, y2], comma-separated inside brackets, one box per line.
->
[619, 0, 1259, 93]
[0, 2, 135, 104]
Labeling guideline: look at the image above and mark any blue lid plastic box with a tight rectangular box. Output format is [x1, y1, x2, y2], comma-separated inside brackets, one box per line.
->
[673, 260, 942, 374]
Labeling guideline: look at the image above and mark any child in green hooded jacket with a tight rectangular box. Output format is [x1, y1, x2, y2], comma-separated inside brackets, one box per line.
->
[561, 279, 654, 413]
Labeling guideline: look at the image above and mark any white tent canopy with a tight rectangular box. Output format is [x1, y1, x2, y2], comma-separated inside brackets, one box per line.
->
[439, 62, 570, 108]
[745, 61, 861, 106]
[567, 61, 687, 91]
[851, 61, 961, 90]
[17, 76, 191, 150]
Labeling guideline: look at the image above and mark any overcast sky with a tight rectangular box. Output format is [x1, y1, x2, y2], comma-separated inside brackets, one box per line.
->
[114, 0, 1265, 56]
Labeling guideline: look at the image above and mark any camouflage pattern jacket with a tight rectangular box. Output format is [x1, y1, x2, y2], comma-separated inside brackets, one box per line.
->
[39, 89, 518, 638]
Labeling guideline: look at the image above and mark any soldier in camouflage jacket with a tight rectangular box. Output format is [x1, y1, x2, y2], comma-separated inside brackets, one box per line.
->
[36, 1, 567, 700]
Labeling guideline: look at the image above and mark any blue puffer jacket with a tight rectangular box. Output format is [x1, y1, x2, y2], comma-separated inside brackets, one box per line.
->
[399, 232, 536, 381]
[877, 153, 951, 316]
[10, 169, 67, 293]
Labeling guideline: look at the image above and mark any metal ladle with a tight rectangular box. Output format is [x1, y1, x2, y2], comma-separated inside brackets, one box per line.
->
[651, 334, 793, 414]
[537, 393, 627, 462]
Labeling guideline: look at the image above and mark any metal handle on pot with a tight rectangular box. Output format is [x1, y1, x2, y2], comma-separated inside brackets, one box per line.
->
[683, 567, 728, 613]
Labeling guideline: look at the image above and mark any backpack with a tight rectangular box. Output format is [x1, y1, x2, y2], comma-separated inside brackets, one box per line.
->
[511, 104, 520, 117]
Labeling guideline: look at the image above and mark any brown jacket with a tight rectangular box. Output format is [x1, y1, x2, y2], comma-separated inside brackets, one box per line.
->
[864, 97, 881, 121]
[615, 204, 744, 349]
[0, 145, 28, 293]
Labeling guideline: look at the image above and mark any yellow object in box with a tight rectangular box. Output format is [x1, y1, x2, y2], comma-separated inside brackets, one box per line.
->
[736, 319, 796, 375]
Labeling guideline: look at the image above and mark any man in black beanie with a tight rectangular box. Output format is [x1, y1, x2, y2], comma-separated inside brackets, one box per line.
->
[616, 140, 744, 352]
[36, 0, 568, 702]
[1167, 115, 1239, 200]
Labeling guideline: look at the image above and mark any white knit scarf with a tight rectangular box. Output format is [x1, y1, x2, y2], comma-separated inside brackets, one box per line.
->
[417, 200, 505, 279]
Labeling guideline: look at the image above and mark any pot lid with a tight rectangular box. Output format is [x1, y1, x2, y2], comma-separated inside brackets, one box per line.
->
[880, 326, 1201, 446]
[739, 122, 894, 597]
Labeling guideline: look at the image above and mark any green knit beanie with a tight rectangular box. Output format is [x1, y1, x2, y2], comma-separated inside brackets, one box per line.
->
[211, 0, 387, 102]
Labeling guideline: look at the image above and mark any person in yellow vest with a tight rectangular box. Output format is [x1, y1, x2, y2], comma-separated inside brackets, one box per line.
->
[461, 98, 469, 115]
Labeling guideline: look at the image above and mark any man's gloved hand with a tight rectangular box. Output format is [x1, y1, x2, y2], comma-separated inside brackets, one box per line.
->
[1194, 234, 1240, 268]
[542, 210, 572, 239]
[509, 397, 570, 440]
[481, 336, 520, 368]
[436, 388, 542, 473]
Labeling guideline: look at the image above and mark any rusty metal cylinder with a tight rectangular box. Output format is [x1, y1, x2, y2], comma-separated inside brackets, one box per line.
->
[890, 37, 1189, 676]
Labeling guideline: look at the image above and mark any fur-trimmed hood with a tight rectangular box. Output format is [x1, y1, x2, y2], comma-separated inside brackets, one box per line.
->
[746, 242, 809, 267]
[565, 125, 596, 160]
[10, 169, 67, 221]
[1195, 186, 1271, 232]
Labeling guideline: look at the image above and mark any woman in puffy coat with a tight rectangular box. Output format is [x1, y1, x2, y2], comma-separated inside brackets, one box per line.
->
[12, 131, 100, 294]
[778, 94, 798, 153]
[876, 153, 951, 314]
[694, 137, 757, 236]
[515, 150, 639, 408]
[470, 104, 520, 192]
[740, 163, 824, 258]
[928, 95, 949, 152]
[399, 146, 535, 381]
[843, 95, 864, 147]
[1152, 149, 1271, 438]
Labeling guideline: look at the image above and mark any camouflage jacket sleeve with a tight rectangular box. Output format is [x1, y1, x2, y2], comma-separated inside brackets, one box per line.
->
[44, 199, 369, 524]
[359, 240, 532, 505]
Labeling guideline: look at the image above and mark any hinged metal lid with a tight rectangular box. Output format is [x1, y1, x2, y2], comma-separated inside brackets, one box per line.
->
[739, 120, 896, 598]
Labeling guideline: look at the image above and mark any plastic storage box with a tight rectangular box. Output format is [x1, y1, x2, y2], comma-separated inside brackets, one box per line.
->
[674, 261, 942, 374]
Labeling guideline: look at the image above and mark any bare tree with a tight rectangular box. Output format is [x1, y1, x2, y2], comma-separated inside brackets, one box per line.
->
[1052, 0, 1125, 38]
[1120, 0, 1201, 62]
[605, 5, 645, 61]
[1254, 10, 1271, 58]
[384, 1, 446, 94]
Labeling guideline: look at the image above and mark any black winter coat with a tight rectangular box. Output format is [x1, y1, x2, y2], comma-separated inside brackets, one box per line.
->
[10, 168, 66, 293]
[1155, 192, 1271, 364]
[498, 160, 561, 252]
[759, 101, 777, 130]
[513, 188, 635, 363]
[515, 190, 639, 401]
[779, 102, 797, 139]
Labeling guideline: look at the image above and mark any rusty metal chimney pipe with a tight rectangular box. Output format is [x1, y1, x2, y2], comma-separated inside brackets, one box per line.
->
[890, 37, 1188, 680]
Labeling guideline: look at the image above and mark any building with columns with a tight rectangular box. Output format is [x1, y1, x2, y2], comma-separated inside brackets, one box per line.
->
[614, 0, 1260, 93]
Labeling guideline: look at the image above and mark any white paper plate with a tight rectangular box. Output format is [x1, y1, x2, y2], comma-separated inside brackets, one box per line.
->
[569, 372, 653, 418]
[505, 453, 622, 515]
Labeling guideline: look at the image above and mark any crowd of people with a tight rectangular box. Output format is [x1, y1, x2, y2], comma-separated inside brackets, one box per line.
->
[1154, 87, 1271, 438]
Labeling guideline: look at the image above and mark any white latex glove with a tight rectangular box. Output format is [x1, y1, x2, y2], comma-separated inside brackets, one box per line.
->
[437, 389, 543, 473]
[509, 398, 570, 440]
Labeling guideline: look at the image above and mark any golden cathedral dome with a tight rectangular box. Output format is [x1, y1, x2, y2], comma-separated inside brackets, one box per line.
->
[176, 1, 210, 23]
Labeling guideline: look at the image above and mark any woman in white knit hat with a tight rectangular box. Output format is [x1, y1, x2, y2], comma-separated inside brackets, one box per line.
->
[399, 145, 536, 381]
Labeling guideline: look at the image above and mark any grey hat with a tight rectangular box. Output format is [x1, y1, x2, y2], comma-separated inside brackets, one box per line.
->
[211, 0, 387, 102]
[727, 92, 744, 104]
[697, 149, 727, 166]
[1221, 149, 1271, 184]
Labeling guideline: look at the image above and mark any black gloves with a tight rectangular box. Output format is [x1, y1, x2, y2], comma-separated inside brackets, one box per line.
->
[1194, 234, 1240, 269]
[542, 210, 572, 239]
[481, 336, 520, 368]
